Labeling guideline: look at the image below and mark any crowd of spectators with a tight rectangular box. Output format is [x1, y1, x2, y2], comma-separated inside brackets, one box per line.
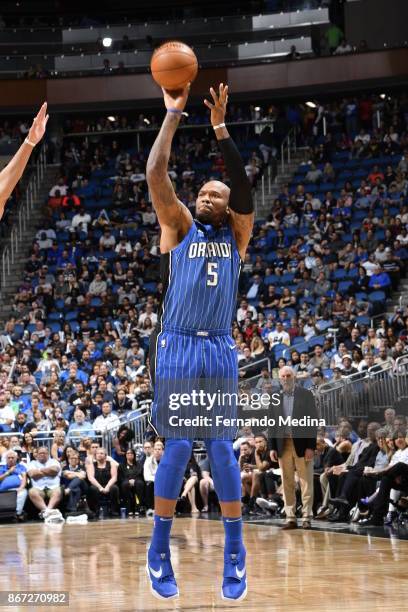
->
[2, 406, 408, 528]
[0, 90, 408, 525]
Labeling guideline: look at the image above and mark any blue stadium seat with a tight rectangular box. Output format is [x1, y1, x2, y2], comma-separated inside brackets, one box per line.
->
[368, 291, 386, 303]
[356, 315, 371, 325]
[338, 281, 353, 293]
[315, 320, 333, 332]
[70, 321, 80, 333]
[48, 322, 61, 333]
[333, 269, 347, 280]
[308, 335, 326, 348]
[65, 311, 79, 321]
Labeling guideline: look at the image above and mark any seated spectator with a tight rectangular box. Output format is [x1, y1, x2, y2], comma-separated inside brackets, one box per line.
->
[61, 449, 88, 514]
[143, 439, 164, 516]
[240, 434, 272, 515]
[359, 430, 408, 525]
[86, 447, 120, 517]
[309, 345, 330, 370]
[68, 408, 95, 444]
[368, 265, 391, 294]
[118, 448, 145, 515]
[334, 39, 353, 55]
[0, 392, 15, 432]
[329, 422, 381, 520]
[294, 352, 313, 381]
[305, 164, 323, 184]
[49, 177, 68, 197]
[27, 446, 62, 520]
[50, 431, 66, 461]
[0, 449, 28, 520]
[111, 424, 134, 464]
[198, 456, 215, 513]
[267, 322, 290, 349]
[71, 208, 91, 233]
[88, 272, 107, 296]
[93, 401, 120, 433]
[179, 452, 201, 514]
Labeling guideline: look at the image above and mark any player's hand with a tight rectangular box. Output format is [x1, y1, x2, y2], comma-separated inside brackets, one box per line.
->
[270, 450, 278, 463]
[162, 84, 190, 112]
[27, 102, 49, 145]
[204, 83, 228, 126]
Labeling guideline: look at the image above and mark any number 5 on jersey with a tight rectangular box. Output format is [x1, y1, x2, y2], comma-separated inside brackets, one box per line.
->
[207, 262, 218, 286]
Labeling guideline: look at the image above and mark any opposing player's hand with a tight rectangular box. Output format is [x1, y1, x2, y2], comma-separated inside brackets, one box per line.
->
[162, 84, 190, 112]
[28, 102, 49, 145]
[204, 83, 228, 126]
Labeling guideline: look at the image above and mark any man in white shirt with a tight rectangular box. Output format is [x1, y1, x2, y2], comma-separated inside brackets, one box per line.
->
[237, 299, 257, 324]
[138, 304, 158, 327]
[27, 447, 62, 519]
[99, 229, 116, 250]
[362, 254, 378, 276]
[267, 322, 290, 349]
[71, 209, 91, 233]
[93, 401, 121, 433]
[115, 237, 132, 254]
[0, 393, 15, 432]
[142, 205, 157, 226]
[49, 178, 68, 197]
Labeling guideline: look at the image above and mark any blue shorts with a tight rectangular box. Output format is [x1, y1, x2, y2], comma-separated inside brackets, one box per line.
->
[149, 328, 239, 440]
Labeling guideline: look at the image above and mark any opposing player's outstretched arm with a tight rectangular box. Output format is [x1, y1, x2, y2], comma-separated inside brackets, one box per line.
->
[204, 84, 254, 260]
[0, 102, 49, 220]
[146, 86, 192, 251]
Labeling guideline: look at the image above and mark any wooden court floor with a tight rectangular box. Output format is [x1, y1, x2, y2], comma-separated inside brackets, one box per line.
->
[0, 517, 407, 612]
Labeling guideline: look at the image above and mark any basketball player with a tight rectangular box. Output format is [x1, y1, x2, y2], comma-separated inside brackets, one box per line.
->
[145, 83, 253, 601]
[0, 103, 49, 220]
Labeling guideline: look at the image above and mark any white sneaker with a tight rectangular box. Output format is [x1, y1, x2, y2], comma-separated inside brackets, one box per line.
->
[41, 508, 62, 520]
[256, 498, 278, 514]
[44, 512, 65, 525]
[66, 514, 88, 525]
[146, 509, 155, 518]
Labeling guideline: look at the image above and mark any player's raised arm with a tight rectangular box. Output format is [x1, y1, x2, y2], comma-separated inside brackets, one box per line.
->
[146, 86, 192, 251]
[204, 84, 254, 260]
[0, 102, 49, 220]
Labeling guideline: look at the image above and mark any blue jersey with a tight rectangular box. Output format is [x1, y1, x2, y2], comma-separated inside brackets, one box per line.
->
[159, 220, 241, 333]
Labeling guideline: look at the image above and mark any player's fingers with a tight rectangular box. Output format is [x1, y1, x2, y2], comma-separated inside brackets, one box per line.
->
[223, 85, 229, 103]
[204, 99, 214, 109]
[37, 102, 47, 120]
[45, 114, 49, 126]
[209, 87, 219, 105]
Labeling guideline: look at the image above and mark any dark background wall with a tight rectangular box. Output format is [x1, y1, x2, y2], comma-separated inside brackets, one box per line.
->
[345, 0, 408, 48]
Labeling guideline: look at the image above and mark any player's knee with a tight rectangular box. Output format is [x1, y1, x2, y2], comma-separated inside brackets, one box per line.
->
[206, 440, 236, 468]
[162, 439, 192, 468]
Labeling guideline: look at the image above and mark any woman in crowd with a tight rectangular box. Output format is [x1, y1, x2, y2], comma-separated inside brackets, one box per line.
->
[179, 452, 202, 515]
[21, 432, 36, 462]
[250, 334, 266, 360]
[111, 424, 134, 464]
[361, 328, 382, 353]
[118, 448, 145, 515]
[86, 446, 120, 516]
[144, 439, 164, 515]
[51, 431, 66, 461]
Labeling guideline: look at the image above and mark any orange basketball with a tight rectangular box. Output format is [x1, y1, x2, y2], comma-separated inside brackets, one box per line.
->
[150, 41, 198, 90]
